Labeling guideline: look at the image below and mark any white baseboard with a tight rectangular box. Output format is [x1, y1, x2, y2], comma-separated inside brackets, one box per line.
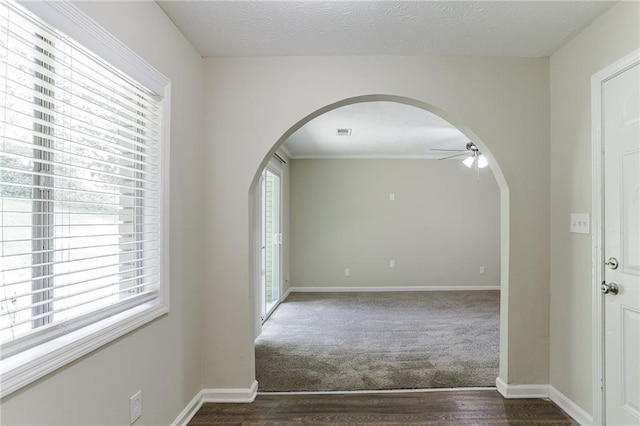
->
[171, 381, 258, 425]
[282, 287, 292, 301]
[495, 379, 591, 425]
[171, 390, 204, 426]
[289, 286, 500, 293]
[260, 387, 495, 396]
[495, 377, 550, 398]
[549, 386, 593, 426]
[202, 380, 259, 403]
[174, 381, 590, 426]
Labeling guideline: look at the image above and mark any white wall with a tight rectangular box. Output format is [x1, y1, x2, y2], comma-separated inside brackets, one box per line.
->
[549, 1, 640, 416]
[0, 2, 204, 424]
[289, 159, 500, 288]
[203, 56, 550, 390]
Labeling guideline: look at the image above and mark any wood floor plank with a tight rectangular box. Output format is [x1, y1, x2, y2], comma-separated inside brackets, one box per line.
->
[189, 390, 578, 425]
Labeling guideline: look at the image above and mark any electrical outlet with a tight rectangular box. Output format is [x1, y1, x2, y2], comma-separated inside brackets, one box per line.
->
[389, 259, 395, 268]
[344, 268, 350, 277]
[130, 390, 142, 424]
[479, 266, 485, 275]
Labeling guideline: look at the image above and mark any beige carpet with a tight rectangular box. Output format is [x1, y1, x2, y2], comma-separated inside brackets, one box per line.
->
[255, 291, 499, 392]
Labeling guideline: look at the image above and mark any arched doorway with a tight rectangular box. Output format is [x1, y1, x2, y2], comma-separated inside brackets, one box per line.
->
[249, 94, 510, 391]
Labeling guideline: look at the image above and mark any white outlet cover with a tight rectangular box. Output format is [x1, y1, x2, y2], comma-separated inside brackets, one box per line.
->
[130, 390, 142, 424]
[570, 213, 590, 234]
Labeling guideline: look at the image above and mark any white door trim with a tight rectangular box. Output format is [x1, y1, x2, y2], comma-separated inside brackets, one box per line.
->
[591, 48, 640, 426]
[263, 157, 285, 321]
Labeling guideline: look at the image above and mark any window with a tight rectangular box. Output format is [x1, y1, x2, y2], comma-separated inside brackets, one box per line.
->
[0, 0, 170, 397]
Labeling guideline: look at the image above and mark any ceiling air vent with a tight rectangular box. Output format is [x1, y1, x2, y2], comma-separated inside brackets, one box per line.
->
[336, 128, 352, 136]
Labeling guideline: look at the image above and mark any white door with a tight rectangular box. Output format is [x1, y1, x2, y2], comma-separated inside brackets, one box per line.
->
[603, 60, 640, 425]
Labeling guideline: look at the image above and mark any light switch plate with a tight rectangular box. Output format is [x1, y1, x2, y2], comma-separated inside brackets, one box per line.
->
[570, 213, 590, 234]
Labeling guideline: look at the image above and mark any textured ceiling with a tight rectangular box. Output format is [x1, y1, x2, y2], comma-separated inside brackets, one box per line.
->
[282, 102, 469, 159]
[157, 0, 615, 158]
[158, 1, 615, 58]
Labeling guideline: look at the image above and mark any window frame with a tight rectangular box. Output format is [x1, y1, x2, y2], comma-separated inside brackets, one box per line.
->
[0, 0, 171, 398]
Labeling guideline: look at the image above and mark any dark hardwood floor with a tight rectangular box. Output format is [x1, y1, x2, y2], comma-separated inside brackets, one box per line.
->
[189, 390, 578, 425]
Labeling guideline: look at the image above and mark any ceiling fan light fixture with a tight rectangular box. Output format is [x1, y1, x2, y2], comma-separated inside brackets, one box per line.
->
[477, 154, 488, 168]
[463, 156, 475, 168]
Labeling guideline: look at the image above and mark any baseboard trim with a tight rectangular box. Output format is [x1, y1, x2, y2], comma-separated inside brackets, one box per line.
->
[282, 287, 292, 301]
[202, 380, 259, 403]
[171, 390, 203, 426]
[171, 382, 258, 425]
[289, 286, 500, 293]
[495, 377, 550, 399]
[549, 386, 593, 426]
[259, 387, 496, 396]
[174, 382, 590, 426]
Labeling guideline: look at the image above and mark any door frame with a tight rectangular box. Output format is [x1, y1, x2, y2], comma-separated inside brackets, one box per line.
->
[260, 157, 284, 323]
[591, 47, 640, 426]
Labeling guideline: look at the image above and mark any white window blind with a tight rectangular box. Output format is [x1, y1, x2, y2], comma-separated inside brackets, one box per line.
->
[0, 0, 164, 359]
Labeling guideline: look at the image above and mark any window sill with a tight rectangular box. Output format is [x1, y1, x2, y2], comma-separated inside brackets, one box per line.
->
[0, 302, 168, 399]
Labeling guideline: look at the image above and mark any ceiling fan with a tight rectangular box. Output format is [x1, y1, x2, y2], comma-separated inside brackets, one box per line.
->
[431, 142, 488, 169]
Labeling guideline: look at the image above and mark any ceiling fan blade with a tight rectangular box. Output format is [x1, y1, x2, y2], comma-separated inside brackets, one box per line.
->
[437, 153, 467, 160]
[429, 148, 468, 152]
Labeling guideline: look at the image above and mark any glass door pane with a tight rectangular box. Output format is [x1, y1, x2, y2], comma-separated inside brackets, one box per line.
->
[262, 168, 281, 319]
